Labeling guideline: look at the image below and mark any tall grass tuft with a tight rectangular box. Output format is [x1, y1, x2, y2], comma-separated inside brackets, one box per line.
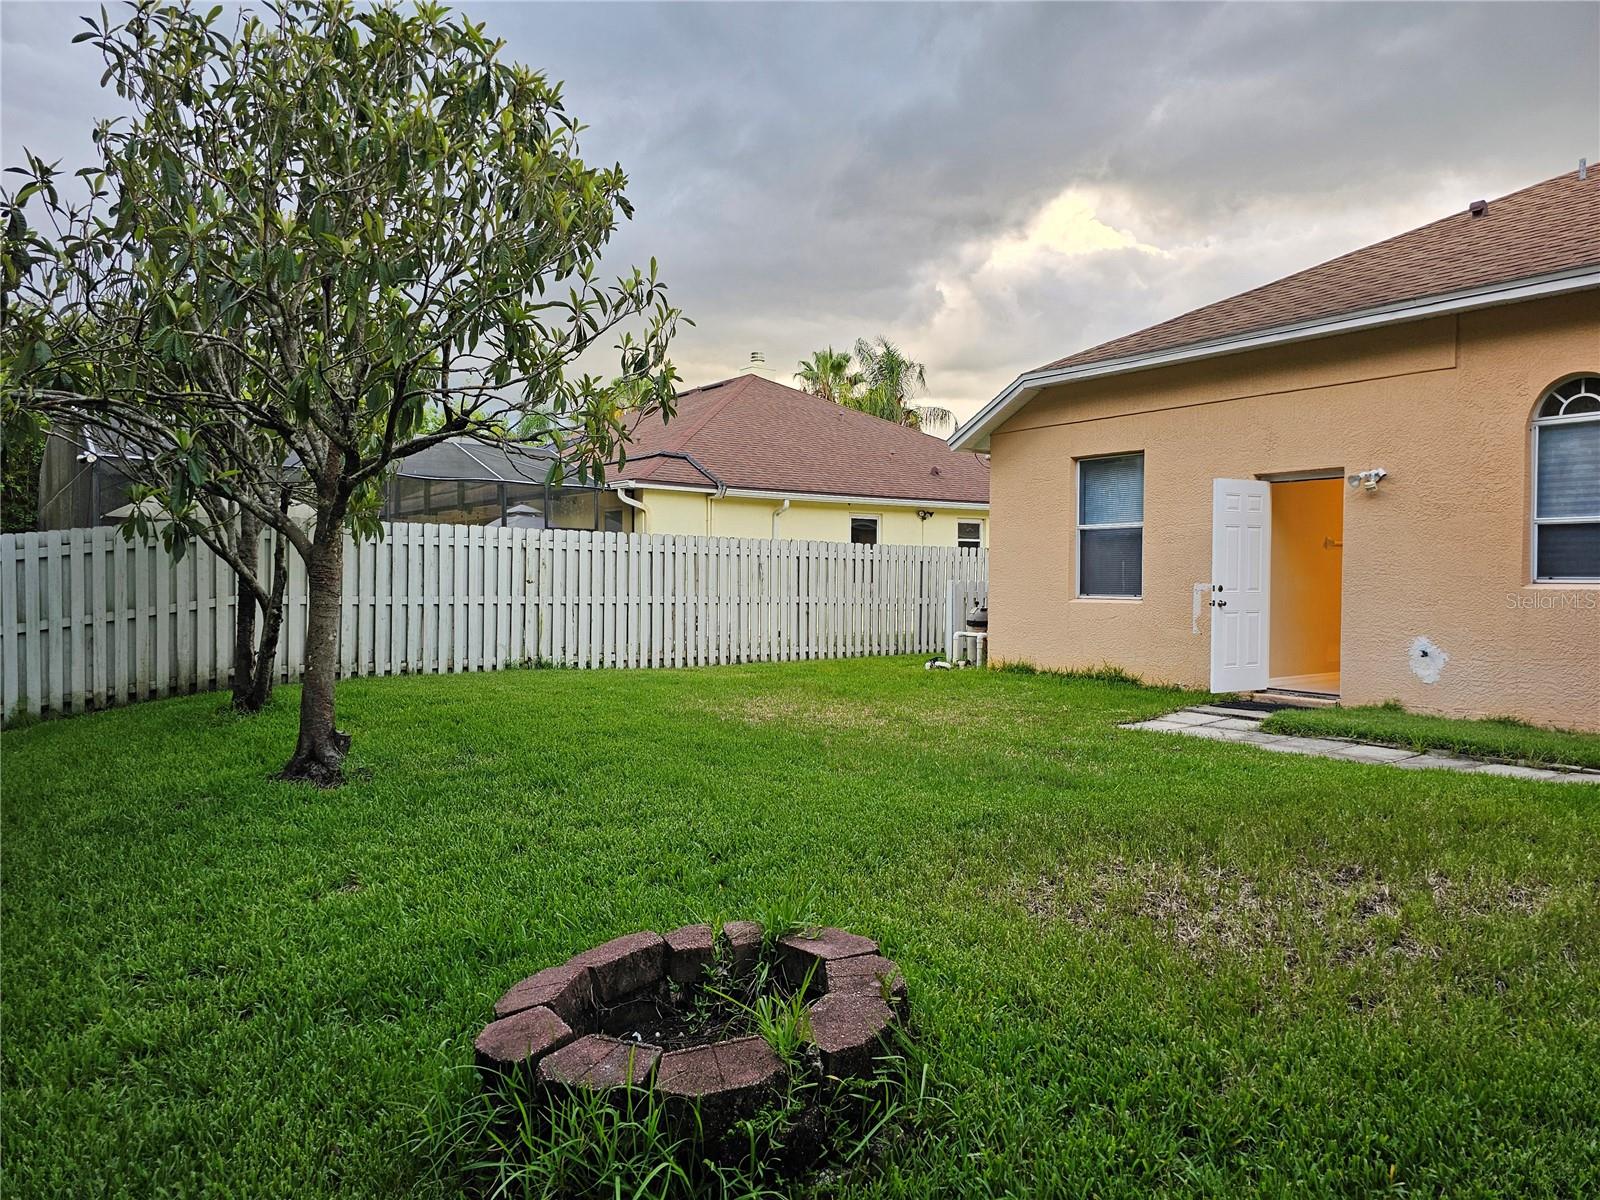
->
[419, 1038, 936, 1200]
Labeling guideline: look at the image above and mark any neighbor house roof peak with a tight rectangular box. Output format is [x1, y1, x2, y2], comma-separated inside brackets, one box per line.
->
[616, 374, 989, 505]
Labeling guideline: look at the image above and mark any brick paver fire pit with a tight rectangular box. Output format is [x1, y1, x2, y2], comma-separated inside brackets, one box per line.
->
[474, 922, 906, 1138]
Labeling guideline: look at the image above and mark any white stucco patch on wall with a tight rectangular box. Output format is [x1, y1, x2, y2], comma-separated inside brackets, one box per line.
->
[1409, 636, 1449, 684]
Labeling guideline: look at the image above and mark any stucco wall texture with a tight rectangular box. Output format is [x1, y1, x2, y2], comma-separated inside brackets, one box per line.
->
[988, 292, 1600, 731]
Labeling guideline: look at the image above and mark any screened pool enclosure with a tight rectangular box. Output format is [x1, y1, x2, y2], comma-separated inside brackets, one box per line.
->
[382, 440, 632, 532]
[37, 426, 629, 534]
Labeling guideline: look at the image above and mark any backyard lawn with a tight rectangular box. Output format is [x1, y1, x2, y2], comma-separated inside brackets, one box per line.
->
[3, 657, 1598, 1197]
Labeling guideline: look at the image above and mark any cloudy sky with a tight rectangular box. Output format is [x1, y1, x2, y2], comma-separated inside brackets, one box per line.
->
[3, 2, 1596, 425]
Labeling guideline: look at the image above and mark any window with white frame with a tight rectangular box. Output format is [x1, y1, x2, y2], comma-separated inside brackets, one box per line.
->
[957, 520, 983, 550]
[850, 515, 880, 545]
[1077, 452, 1143, 597]
[1533, 376, 1600, 582]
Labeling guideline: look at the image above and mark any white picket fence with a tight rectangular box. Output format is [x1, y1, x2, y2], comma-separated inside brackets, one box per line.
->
[0, 524, 987, 721]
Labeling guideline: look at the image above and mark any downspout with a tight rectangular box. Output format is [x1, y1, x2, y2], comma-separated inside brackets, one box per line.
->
[614, 486, 647, 533]
[771, 497, 790, 539]
[709, 478, 726, 538]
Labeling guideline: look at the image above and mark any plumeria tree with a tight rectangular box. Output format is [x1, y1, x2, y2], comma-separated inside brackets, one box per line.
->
[1, 0, 684, 782]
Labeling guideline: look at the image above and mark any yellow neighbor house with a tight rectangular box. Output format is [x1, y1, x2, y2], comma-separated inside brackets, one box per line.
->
[610, 374, 990, 548]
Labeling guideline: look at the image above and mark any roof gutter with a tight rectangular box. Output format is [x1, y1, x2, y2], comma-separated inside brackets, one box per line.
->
[721, 486, 988, 510]
[608, 479, 718, 496]
[948, 263, 1600, 452]
[605, 483, 989, 510]
[614, 449, 726, 496]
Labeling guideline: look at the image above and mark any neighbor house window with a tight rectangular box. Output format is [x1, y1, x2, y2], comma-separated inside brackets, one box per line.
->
[1533, 376, 1600, 582]
[1077, 452, 1143, 597]
[957, 520, 983, 551]
[850, 515, 880, 545]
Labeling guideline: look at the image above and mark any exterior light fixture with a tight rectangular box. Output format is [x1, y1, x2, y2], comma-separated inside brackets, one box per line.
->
[1347, 468, 1387, 492]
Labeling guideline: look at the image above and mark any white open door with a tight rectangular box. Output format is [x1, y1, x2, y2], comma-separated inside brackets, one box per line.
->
[1210, 478, 1271, 693]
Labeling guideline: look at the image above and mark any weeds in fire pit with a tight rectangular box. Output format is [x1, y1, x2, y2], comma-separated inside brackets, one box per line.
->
[749, 986, 814, 1066]
[610, 954, 820, 1058]
[704, 961, 818, 1066]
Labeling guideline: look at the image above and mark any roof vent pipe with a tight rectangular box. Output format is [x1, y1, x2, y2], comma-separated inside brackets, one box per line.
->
[1468, 199, 1488, 217]
[1581, 158, 1589, 181]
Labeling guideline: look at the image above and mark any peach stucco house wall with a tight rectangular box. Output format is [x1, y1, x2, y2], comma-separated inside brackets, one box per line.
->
[953, 170, 1599, 731]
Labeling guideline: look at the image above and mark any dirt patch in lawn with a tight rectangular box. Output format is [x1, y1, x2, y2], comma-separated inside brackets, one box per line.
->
[1010, 858, 1555, 969]
[711, 694, 896, 729]
[702, 692, 981, 732]
[1421, 869, 1553, 917]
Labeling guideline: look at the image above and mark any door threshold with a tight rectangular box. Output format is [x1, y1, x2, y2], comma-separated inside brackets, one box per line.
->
[1249, 687, 1339, 709]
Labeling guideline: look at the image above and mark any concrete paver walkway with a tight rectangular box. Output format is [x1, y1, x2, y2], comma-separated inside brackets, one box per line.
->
[1122, 705, 1600, 784]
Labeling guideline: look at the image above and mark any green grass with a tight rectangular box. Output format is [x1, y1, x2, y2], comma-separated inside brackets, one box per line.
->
[3, 657, 1599, 1197]
[1262, 701, 1600, 769]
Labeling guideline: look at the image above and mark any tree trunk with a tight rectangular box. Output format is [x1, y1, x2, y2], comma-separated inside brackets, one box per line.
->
[230, 510, 262, 709]
[245, 529, 290, 712]
[279, 510, 349, 785]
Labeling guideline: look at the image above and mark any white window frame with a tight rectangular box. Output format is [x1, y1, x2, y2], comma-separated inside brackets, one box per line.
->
[956, 519, 984, 551]
[1532, 377, 1600, 584]
[849, 513, 881, 546]
[1076, 452, 1144, 599]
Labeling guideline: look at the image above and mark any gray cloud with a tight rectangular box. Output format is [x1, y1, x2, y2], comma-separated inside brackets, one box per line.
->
[4, 1, 1595, 420]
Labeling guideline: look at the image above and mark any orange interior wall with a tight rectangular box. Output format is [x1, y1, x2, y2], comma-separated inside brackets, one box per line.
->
[1270, 478, 1343, 678]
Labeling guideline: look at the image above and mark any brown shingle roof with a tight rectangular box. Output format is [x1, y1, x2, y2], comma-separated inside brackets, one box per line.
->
[615, 374, 989, 504]
[1043, 168, 1600, 371]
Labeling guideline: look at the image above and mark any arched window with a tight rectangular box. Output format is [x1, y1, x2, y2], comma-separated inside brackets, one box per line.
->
[1533, 376, 1600, 582]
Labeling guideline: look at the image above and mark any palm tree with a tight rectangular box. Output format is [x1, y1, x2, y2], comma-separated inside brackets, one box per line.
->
[794, 347, 861, 406]
[851, 336, 953, 431]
